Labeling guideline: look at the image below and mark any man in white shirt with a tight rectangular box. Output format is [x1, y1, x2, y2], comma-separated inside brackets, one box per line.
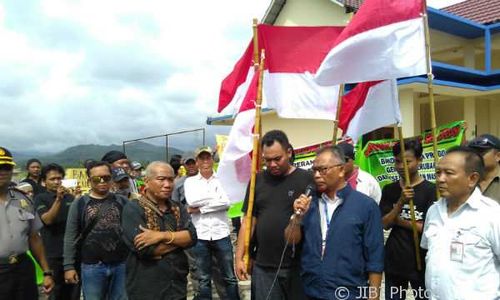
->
[338, 142, 381, 204]
[421, 146, 500, 300]
[184, 146, 240, 300]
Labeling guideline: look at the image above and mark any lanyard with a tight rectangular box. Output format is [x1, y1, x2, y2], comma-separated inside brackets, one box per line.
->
[322, 198, 331, 233]
[320, 198, 331, 258]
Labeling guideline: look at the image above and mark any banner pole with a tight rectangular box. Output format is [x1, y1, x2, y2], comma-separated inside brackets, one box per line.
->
[422, 0, 440, 199]
[252, 19, 262, 172]
[243, 48, 265, 272]
[397, 126, 422, 271]
[332, 84, 345, 145]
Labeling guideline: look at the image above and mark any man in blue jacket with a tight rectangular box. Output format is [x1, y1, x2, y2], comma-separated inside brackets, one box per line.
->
[285, 146, 384, 300]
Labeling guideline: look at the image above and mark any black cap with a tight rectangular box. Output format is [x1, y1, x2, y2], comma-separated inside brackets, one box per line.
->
[337, 142, 355, 160]
[0, 147, 16, 166]
[467, 134, 500, 151]
[102, 151, 127, 164]
[112, 168, 129, 182]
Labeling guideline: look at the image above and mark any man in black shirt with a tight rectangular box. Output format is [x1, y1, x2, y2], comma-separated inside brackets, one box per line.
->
[63, 161, 129, 300]
[235, 130, 313, 300]
[21, 158, 44, 196]
[122, 161, 197, 299]
[379, 138, 436, 300]
[35, 163, 80, 300]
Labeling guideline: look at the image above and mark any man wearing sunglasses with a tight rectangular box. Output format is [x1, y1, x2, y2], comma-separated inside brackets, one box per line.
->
[0, 146, 54, 299]
[467, 134, 500, 203]
[63, 161, 129, 300]
[285, 146, 384, 300]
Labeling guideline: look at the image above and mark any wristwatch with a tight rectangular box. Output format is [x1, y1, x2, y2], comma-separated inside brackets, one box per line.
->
[43, 270, 54, 277]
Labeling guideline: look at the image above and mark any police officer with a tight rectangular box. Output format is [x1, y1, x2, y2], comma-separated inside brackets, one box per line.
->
[0, 146, 54, 299]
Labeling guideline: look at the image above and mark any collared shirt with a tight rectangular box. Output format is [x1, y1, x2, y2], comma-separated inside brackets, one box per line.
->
[483, 167, 500, 204]
[421, 188, 500, 300]
[0, 189, 43, 257]
[319, 193, 343, 244]
[355, 168, 382, 204]
[184, 173, 230, 241]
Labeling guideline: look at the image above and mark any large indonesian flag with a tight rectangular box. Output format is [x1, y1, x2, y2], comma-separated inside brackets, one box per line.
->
[340, 80, 401, 142]
[315, 0, 427, 85]
[217, 71, 259, 203]
[218, 25, 344, 120]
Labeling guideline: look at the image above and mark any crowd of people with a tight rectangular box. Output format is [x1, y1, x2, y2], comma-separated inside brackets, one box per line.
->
[0, 130, 498, 300]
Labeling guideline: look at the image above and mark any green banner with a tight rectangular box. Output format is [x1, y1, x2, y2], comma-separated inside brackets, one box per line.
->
[357, 120, 466, 188]
[292, 120, 466, 189]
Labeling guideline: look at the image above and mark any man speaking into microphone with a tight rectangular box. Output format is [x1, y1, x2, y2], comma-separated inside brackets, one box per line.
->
[285, 146, 384, 300]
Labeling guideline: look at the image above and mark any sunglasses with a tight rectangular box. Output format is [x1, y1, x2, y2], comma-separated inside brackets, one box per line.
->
[90, 175, 112, 184]
[0, 164, 14, 171]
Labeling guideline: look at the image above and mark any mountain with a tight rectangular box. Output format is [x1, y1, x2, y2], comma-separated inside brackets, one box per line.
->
[14, 142, 183, 168]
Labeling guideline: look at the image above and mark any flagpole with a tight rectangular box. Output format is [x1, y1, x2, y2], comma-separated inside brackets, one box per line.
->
[243, 49, 265, 271]
[252, 18, 262, 171]
[252, 19, 259, 72]
[422, 0, 440, 199]
[332, 84, 345, 145]
[397, 126, 422, 271]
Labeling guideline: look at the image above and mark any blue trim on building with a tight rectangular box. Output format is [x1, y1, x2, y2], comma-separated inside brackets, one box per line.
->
[206, 108, 274, 125]
[485, 28, 492, 72]
[428, 7, 485, 38]
[398, 77, 500, 91]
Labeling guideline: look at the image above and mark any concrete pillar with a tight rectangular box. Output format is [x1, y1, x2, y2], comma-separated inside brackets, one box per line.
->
[399, 89, 415, 138]
[463, 96, 476, 139]
[463, 43, 475, 68]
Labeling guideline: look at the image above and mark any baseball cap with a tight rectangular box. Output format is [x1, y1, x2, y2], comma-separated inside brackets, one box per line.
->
[112, 168, 130, 182]
[130, 161, 142, 170]
[195, 146, 213, 158]
[337, 142, 355, 160]
[0, 147, 16, 166]
[184, 156, 196, 164]
[467, 134, 500, 151]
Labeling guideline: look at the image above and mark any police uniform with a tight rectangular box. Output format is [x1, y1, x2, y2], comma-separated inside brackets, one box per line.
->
[0, 147, 43, 299]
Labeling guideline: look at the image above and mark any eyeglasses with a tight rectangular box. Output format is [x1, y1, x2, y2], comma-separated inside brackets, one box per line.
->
[311, 163, 343, 175]
[90, 175, 112, 184]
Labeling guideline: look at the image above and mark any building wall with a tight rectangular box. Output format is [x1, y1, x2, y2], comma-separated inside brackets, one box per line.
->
[274, 0, 350, 26]
[261, 112, 335, 147]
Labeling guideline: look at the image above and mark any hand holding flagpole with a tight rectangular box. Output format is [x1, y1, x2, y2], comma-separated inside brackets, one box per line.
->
[397, 127, 422, 271]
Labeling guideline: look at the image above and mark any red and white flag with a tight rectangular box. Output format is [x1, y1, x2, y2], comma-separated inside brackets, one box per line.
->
[339, 80, 401, 142]
[315, 0, 426, 85]
[218, 25, 344, 120]
[217, 71, 259, 203]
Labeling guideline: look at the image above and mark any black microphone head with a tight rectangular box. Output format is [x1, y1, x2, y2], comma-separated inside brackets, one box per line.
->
[304, 184, 315, 197]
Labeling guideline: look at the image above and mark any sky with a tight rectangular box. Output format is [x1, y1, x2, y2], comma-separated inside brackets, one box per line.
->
[0, 0, 463, 153]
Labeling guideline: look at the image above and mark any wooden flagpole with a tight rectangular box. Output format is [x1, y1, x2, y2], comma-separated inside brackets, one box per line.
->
[252, 18, 259, 73]
[397, 127, 422, 271]
[422, 0, 440, 199]
[252, 19, 263, 172]
[332, 84, 345, 145]
[243, 47, 265, 271]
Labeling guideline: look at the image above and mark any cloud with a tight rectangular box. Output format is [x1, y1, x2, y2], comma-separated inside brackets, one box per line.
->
[0, 0, 269, 153]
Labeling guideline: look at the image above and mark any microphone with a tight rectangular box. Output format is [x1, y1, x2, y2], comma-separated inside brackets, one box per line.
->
[295, 184, 314, 216]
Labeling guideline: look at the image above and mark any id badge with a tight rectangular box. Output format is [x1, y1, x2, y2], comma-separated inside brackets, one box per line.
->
[450, 241, 464, 262]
